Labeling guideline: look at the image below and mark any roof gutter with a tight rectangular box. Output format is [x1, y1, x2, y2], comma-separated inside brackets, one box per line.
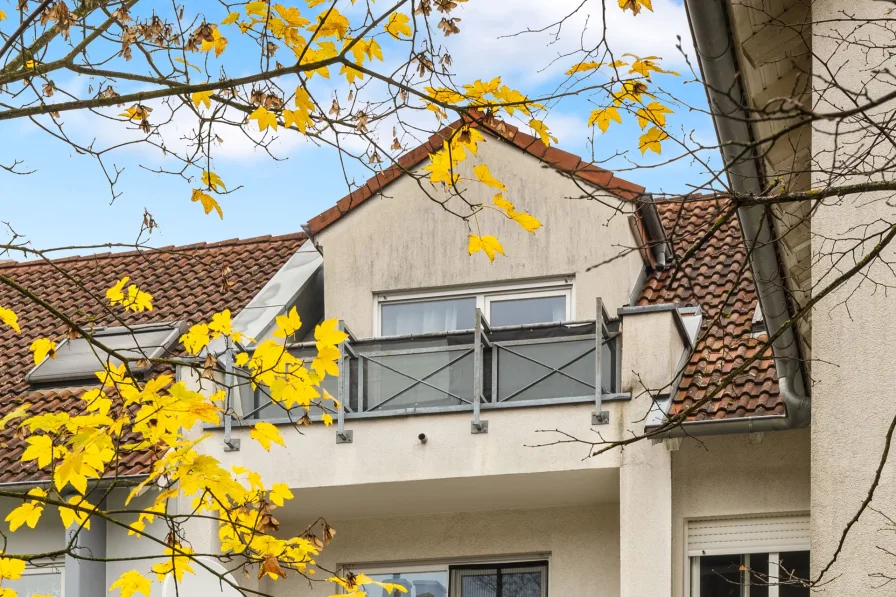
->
[664, 0, 810, 435]
[639, 193, 669, 270]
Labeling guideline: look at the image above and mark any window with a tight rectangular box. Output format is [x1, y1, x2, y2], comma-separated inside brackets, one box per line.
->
[688, 515, 809, 597]
[26, 322, 182, 384]
[376, 281, 572, 336]
[5, 565, 63, 597]
[344, 560, 547, 597]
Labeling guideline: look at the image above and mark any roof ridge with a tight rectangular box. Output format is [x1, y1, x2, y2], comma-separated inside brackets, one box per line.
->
[307, 114, 646, 236]
[0, 231, 306, 269]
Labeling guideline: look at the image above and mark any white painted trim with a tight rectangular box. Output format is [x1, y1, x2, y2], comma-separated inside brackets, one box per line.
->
[343, 553, 552, 572]
[374, 278, 574, 335]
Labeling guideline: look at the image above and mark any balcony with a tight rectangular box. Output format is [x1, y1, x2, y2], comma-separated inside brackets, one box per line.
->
[227, 300, 627, 437]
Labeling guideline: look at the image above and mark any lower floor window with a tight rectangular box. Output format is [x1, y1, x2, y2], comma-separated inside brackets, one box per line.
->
[348, 560, 548, 597]
[692, 551, 810, 596]
[5, 564, 63, 597]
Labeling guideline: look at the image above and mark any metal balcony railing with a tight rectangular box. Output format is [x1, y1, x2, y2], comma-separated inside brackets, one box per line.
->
[224, 298, 626, 444]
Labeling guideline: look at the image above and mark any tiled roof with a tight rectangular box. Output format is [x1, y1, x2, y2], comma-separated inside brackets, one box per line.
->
[638, 198, 782, 421]
[0, 233, 305, 483]
[307, 115, 645, 236]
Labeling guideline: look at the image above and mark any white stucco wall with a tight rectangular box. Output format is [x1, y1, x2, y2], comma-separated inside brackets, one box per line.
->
[810, 0, 896, 590]
[264, 504, 620, 597]
[670, 428, 811, 597]
[314, 136, 646, 337]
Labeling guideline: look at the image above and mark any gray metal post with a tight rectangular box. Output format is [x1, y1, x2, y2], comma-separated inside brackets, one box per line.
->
[471, 308, 489, 434]
[223, 337, 241, 451]
[64, 496, 106, 597]
[336, 320, 353, 443]
[593, 298, 610, 425]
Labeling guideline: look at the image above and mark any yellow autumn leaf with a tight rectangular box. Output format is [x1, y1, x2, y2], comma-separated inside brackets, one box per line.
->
[385, 12, 412, 38]
[511, 211, 542, 234]
[21, 435, 53, 468]
[191, 189, 224, 219]
[270, 483, 294, 506]
[314, 318, 348, 346]
[250, 421, 285, 451]
[191, 90, 213, 109]
[58, 495, 93, 530]
[639, 126, 669, 155]
[221, 11, 240, 25]
[619, 0, 653, 14]
[0, 403, 30, 430]
[180, 322, 211, 355]
[468, 235, 505, 262]
[109, 570, 152, 597]
[246, 1, 269, 16]
[249, 105, 278, 131]
[564, 60, 629, 75]
[309, 8, 350, 39]
[529, 119, 557, 147]
[199, 26, 228, 57]
[322, 412, 334, 426]
[0, 557, 25, 580]
[274, 306, 303, 338]
[473, 164, 507, 191]
[635, 102, 674, 129]
[201, 170, 225, 191]
[0, 10, 6, 22]
[6, 501, 43, 532]
[29, 338, 56, 366]
[587, 106, 622, 133]
[0, 306, 20, 333]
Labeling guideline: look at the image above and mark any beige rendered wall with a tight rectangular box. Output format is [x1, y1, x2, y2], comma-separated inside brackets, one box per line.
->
[264, 504, 620, 597]
[810, 0, 896, 590]
[314, 136, 646, 337]
[670, 428, 811, 597]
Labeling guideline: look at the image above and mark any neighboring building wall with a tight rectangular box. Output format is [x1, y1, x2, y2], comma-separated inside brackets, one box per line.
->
[313, 137, 646, 337]
[264, 504, 620, 597]
[811, 0, 896, 591]
[670, 428, 811, 597]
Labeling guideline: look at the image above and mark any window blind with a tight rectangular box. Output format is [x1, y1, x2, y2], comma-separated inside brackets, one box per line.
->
[687, 513, 810, 556]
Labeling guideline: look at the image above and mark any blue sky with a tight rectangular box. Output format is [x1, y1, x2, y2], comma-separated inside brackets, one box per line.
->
[0, 0, 714, 254]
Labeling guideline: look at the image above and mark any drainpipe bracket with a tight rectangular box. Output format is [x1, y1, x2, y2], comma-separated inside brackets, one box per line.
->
[223, 438, 241, 452]
[592, 411, 610, 425]
[336, 430, 354, 444]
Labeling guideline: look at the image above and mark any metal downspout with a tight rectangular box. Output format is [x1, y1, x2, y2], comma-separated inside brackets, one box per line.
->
[672, 0, 810, 432]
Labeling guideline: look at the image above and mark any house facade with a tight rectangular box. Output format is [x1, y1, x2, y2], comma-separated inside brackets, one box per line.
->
[0, 113, 816, 597]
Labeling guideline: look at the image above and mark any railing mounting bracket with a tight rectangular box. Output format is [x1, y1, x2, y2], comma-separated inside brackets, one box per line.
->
[223, 438, 241, 452]
[471, 420, 489, 434]
[336, 430, 354, 444]
[592, 411, 610, 425]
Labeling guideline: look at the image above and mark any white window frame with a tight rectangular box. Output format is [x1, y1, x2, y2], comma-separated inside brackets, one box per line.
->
[688, 551, 810, 597]
[374, 278, 574, 336]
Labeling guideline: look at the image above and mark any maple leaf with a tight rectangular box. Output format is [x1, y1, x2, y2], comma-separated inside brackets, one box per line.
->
[199, 26, 228, 57]
[624, 54, 679, 79]
[587, 106, 622, 133]
[618, 0, 653, 14]
[109, 570, 152, 597]
[29, 338, 56, 365]
[635, 102, 674, 129]
[529, 119, 557, 147]
[564, 61, 628, 75]
[468, 235, 505, 262]
[58, 495, 94, 530]
[314, 318, 348, 347]
[0, 557, 25, 580]
[259, 554, 287, 580]
[310, 8, 350, 39]
[274, 306, 303, 338]
[6, 501, 43, 532]
[250, 422, 286, 451]
[191, 90, 213, 109]
[0, 306, 20, 333]
[511, 211, 543, 234]
[0, 11, 6, 22]
[249, 105, 278, 131]
[473, 164, 507, 191]
[180, 322, 211, 355]
[201, 170, 226, 191]
[322, 412, 334, 426]
[270, 483, 294, 506]
[385, 12, 412, 38]
[221, 11, 240, 25]
[639, 126, 669, 154]
[191, 189, 224, 219]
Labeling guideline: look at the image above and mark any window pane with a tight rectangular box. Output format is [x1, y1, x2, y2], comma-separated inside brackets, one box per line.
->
[500, 564, 546, 597]
[364, 570, 449, 597]
[450, 562, 547, 597]
[698, 554, 743, 596]
[777, 551, 810, 597]
[5, 571, 62, 597]
[746, 553, 769, 597]
[382, 298, 476, 336]
[489, 296, 566, 327]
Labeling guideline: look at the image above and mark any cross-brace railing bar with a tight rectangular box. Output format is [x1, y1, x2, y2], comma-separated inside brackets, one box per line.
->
[495, 343, 596, 402]
[363, 348, 474, 410]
